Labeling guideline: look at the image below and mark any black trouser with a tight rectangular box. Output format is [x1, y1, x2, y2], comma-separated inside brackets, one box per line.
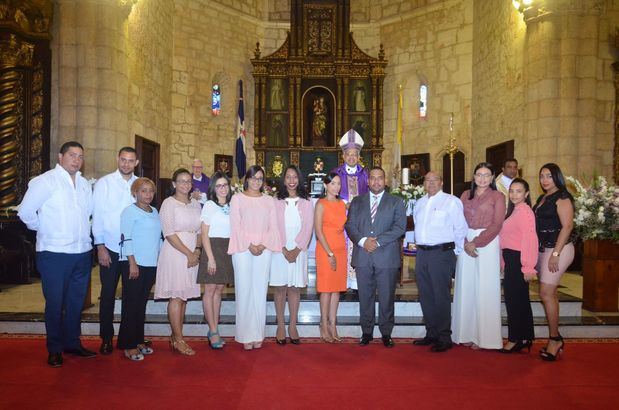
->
[502, 249, 534, 342]
[117, 263, 156, 350]
[415, 248, 457, 344]
[356, 264, 399, 336]
[98, 249, 121, 342]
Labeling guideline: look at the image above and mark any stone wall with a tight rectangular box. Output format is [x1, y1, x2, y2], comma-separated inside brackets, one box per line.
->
[471, 0, 526, 177]
[168, 0, 264, 178]
[379, 0, 474, 180]
[126, 0, 174, 167]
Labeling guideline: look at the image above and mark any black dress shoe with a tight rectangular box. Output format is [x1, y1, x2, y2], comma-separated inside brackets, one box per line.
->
[289, 338, 301, 345]
[430, 341, 453, 353]
[99, 340, 113, 355]
[47, 353, 63, 367]
[142, 339, 152, 348]
[359, 334, 374, 346]
[413, 337, 437, 346]
[381, 335, 395, 348]
[64, 345, 97, 358]
[275, 338, 287, 345]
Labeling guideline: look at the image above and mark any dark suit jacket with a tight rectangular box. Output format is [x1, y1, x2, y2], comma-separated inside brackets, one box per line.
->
[345, 191, 406, 269]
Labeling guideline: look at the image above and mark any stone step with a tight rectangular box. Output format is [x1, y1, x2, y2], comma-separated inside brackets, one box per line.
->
[1, 313, 618, 339]
[117, 297, 583, 318]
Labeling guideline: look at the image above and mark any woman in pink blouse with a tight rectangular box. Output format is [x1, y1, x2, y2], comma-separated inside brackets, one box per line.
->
[499, 178, 538, 353]
[452, 162, 506, 350]
[228, 165, 281, 350]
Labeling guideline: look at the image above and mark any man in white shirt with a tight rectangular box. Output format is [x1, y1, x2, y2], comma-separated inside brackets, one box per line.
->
[92, 147, 139, 354]
[412, 172, 468, 352]
[496, 158, 518, 205]
[18, 141, 96, 367]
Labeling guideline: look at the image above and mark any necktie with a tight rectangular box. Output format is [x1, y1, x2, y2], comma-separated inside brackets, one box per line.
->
[370, 195, 378, 223]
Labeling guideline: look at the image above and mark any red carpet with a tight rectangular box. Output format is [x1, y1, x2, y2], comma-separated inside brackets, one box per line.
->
[0, 336, 618, 410]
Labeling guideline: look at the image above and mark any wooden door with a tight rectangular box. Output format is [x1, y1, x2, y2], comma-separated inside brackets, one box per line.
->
[134, 135, 161, 206]
[486, 140, 514, 176]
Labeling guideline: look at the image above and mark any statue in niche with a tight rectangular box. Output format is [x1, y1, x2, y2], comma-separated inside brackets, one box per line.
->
[352, 118, 368, 141]
[271, 115, 286, 147]
[270, 80, 285, 110]
[353, 86, 366, 112]
[312, 97, 327, 146]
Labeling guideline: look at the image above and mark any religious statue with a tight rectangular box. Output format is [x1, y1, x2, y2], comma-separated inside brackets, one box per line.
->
[271, 116, 285, 146]
[217, 156, 232, 178]
[312, 97, 327, 146]
[353, 86, 366, 112]
[270, 80, 285, 110]
[408, 159, 426, 186]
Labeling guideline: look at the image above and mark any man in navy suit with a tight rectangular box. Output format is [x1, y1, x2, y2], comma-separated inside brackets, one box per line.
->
[345, 167, 406, 347]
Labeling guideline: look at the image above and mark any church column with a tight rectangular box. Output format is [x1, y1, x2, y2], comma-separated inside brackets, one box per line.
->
[52, 0, 133, 176]
[521, 0, 604, 181]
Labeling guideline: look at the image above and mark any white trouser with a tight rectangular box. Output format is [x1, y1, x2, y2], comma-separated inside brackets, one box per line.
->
[232, 250, 272, 343]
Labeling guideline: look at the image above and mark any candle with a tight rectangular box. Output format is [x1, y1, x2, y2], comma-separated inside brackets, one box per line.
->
[402, 168, 409, 185]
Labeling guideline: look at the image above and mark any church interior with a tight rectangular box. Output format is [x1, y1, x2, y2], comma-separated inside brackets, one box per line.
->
[1, 0, 619, 406]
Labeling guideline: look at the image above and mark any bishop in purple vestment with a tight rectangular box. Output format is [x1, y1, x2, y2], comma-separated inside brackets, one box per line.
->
[332, 129, 369, 203]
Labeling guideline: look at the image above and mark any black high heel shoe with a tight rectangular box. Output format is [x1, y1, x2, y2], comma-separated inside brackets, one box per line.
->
[499, 340, 532, 354]
[540, 335, 564, 361]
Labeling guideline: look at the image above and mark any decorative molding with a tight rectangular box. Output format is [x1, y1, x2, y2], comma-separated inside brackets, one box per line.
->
[0, 0, 52, 38]
[0, 33, 34, 69]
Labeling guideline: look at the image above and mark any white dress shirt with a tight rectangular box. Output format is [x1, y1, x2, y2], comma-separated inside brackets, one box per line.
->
[413, 190, 468, 255]
[345, 165, 357, 174]
[92, 169, 137, 253]
[18, 164, 93, 253]
[358, 190, 385, 247]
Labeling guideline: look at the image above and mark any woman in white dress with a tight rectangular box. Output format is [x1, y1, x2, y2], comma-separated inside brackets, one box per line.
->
[270, 166, 314, 345]
[452, 162, 506, 350]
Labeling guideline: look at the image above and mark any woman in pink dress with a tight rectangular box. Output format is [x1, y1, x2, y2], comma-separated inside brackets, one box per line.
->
[228, 165, 281, 350]
[155, 168, 202, 356]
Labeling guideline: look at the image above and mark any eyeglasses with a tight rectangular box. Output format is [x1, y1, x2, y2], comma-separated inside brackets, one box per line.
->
[215, 183, 229, 189]
[249, 177, 264, 182]
[474, 173, 493, 179]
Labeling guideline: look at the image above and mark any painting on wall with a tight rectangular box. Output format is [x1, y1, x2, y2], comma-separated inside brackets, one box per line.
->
[214, 154, 233, 178]
[401, 153, 430, 186]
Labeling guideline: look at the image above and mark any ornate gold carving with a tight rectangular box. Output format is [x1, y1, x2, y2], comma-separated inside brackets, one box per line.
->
[373, 153, 382, 167]
[270, 37, 290, 60]
[254, 42, 261, 59]
[0, 0, 52, 37]
[290, 151, 299, 166]
[0, 34, 34, 69]
[0, 69, 24, 207]
[33, 68, 43, 90]
[305, 5, 334, 56]
[256, 151, 265, 167]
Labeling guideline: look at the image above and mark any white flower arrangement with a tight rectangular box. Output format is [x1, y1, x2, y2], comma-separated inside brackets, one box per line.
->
[390, 184, 426, 203]
[566, 175, 619, 242]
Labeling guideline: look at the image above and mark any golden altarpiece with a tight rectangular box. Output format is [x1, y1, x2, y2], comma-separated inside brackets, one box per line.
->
[251, 0, 387, 182]
[0, 0, 52, 283]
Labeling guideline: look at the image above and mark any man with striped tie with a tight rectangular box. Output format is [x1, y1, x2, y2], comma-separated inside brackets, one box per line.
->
[345, 167, 407, 347]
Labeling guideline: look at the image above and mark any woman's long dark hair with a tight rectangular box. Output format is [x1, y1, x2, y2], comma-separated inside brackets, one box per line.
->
[538, 163, 570, 194]
[469, 162, 497, 200]
[242, 165, 265, 192]
[321, 172, 340, 199]
[207, 171, 232, 205]
[171, 168, 191, 197]
[277, 165, 309, 200]
[505, 178, 531, 219]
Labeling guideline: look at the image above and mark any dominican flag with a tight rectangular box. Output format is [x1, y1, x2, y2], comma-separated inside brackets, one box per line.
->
[235, 80, 247, 178]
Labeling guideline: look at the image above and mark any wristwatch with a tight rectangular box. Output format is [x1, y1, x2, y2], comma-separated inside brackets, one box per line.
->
[551, 251, 560, 257]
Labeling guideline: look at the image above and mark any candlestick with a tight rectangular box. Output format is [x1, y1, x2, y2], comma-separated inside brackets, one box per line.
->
[402, 168, 409, 185]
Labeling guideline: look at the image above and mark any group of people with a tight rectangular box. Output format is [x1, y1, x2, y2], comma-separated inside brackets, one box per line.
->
[18, 135, 574, 368]
[413, 158, 574, 362]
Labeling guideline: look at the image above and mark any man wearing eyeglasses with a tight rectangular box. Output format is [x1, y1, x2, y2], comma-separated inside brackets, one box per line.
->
[190, 158, 210, 205]
[412, 172, 468, 352]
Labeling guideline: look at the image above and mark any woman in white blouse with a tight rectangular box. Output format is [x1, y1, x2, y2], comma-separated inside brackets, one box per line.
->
[197, 172, 233, 349]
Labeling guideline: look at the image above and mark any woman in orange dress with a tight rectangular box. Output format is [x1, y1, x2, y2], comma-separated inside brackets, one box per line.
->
[314, 172, 347, 342]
